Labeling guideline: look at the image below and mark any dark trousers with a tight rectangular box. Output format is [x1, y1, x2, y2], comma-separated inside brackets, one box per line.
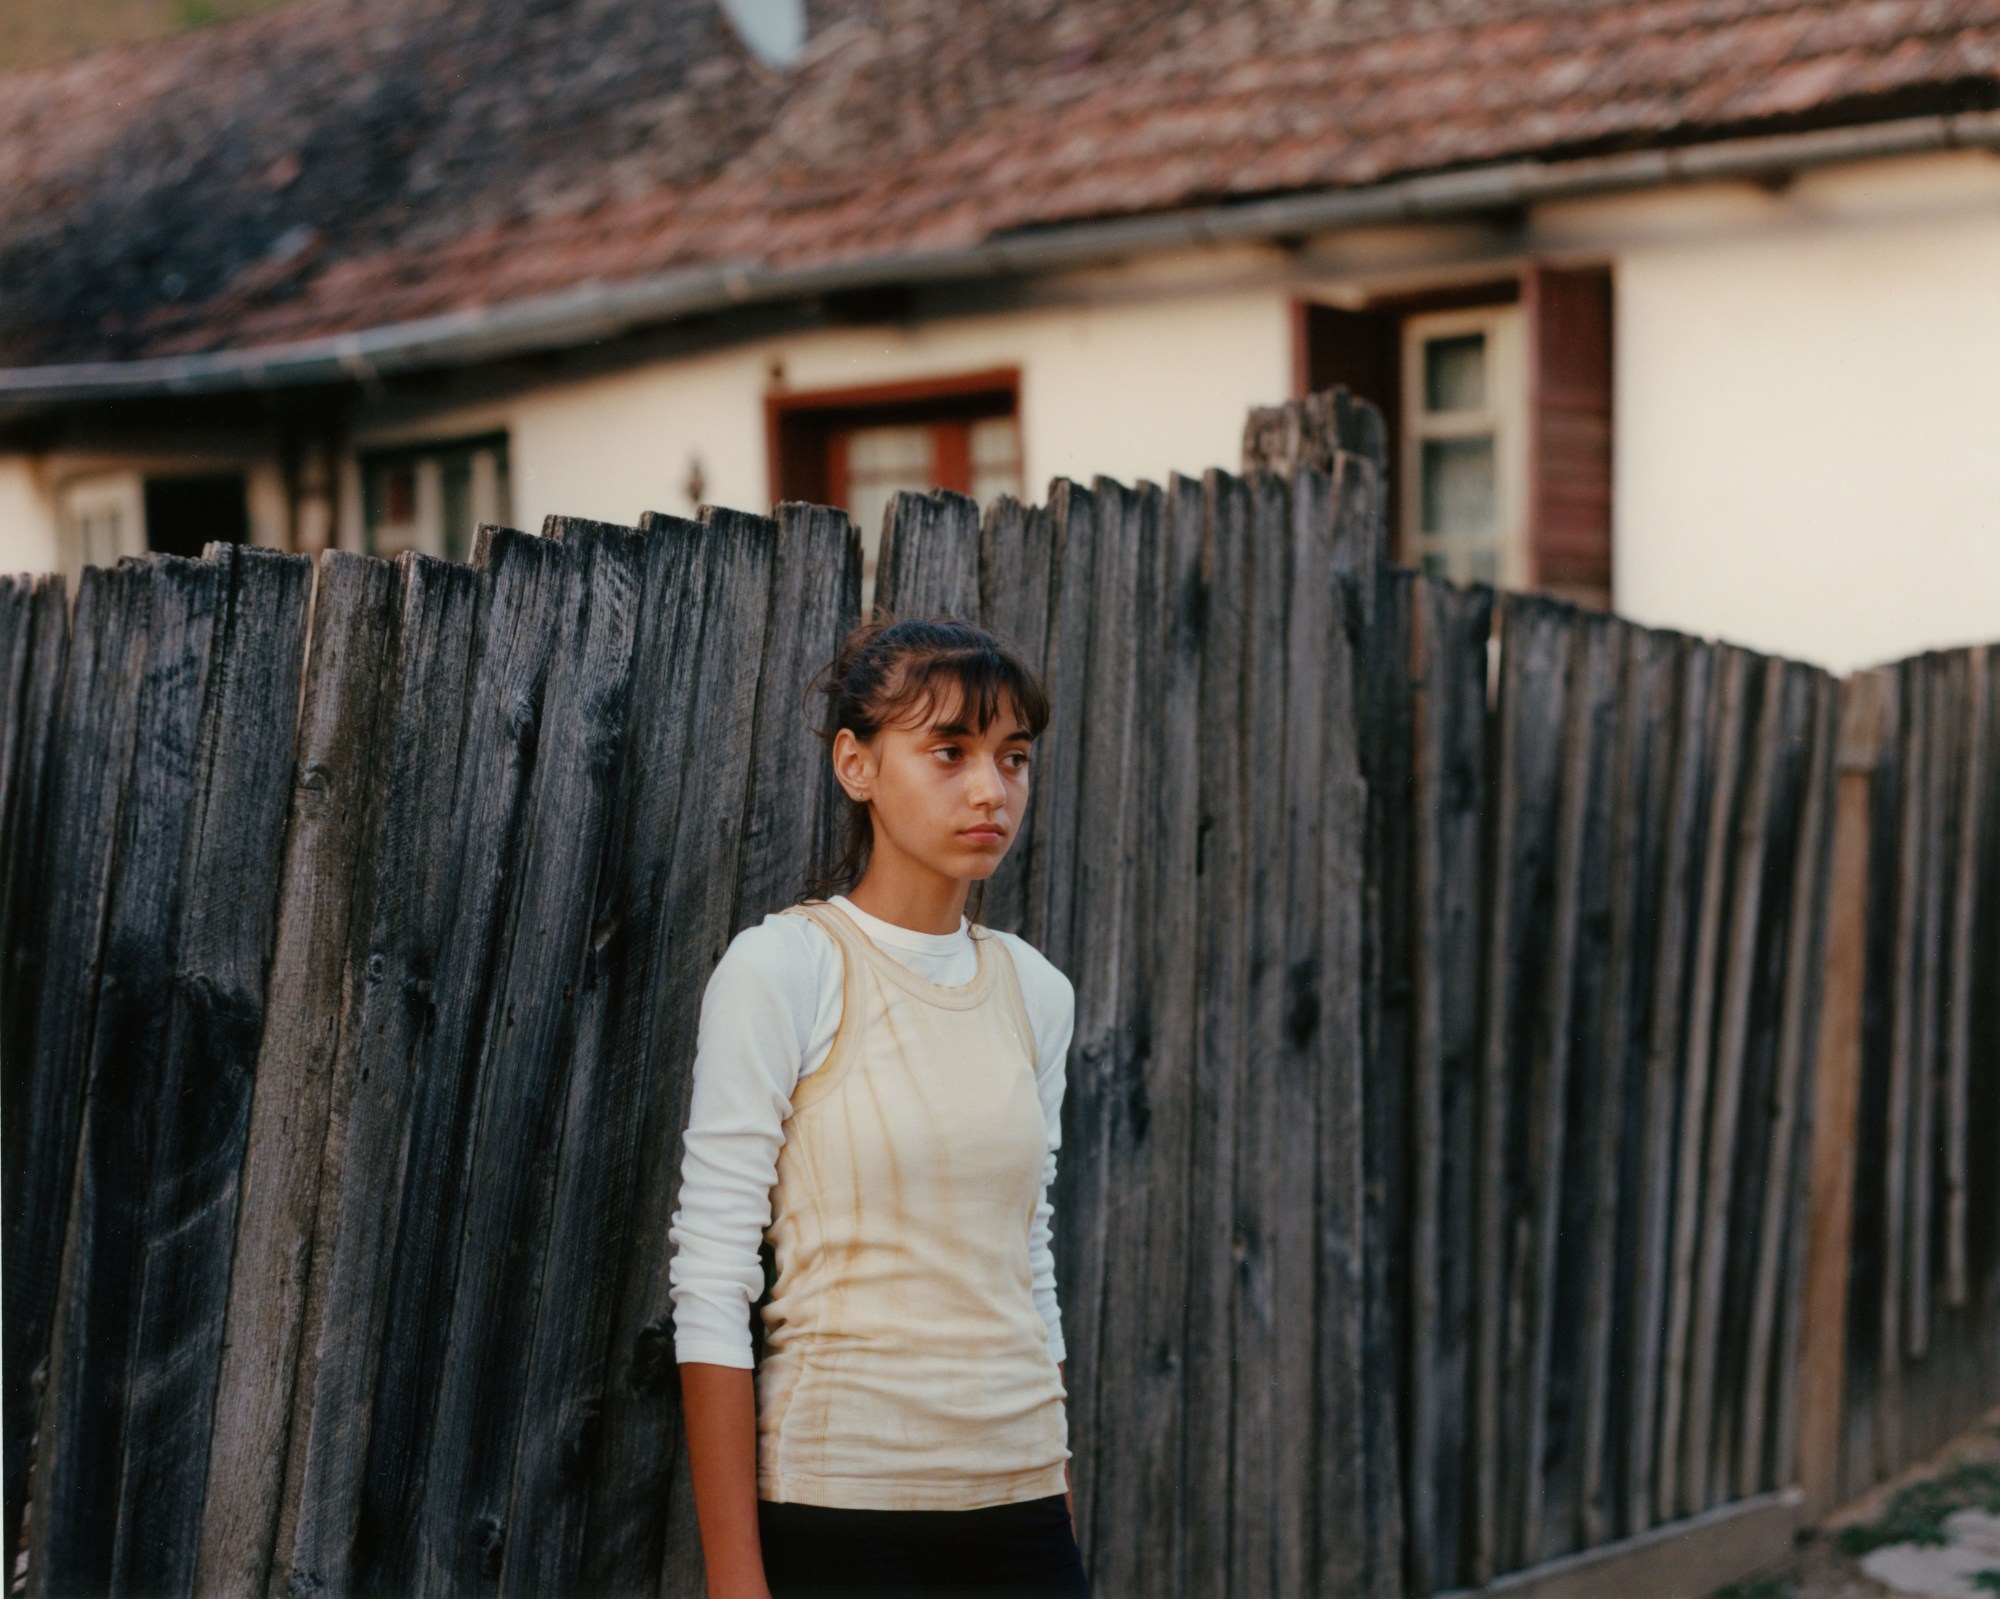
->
[758, 1492, 1092, 1598]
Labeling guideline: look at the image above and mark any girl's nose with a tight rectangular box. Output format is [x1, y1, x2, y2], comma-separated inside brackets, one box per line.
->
[968, 755, 1006, 804]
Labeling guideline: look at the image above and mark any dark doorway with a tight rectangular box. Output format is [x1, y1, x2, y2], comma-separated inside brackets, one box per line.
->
[143, 473, 250, 560]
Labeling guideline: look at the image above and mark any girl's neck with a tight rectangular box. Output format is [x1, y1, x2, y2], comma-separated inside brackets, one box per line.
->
[841, 871, 971, 937]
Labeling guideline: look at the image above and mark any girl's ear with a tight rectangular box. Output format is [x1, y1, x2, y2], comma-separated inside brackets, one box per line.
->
[831, 726, 874, 804]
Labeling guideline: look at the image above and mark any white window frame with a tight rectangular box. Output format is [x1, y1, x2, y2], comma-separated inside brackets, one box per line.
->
[57, 472, 147, 587]
[361, 433, 510, 563]
[1400, 305, 1529, 589]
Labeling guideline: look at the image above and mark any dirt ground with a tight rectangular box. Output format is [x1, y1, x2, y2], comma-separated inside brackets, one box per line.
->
[1726, 1411, 2000, 1599]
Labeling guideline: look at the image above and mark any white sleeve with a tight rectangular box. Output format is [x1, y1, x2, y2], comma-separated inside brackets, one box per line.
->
[997, 931, 1076, 1367]
[666, 914, 834, 1369]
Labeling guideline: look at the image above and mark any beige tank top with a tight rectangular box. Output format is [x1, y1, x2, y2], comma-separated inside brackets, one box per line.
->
[753, 899, 1071, 1511]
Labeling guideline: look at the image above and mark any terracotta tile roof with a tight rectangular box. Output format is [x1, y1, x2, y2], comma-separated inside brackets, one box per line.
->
[2, 0, 1996, 369]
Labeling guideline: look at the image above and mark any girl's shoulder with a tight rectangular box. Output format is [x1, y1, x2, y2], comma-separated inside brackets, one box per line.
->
[981, 927, 1076, 1015]
[708, 904, 842, 997]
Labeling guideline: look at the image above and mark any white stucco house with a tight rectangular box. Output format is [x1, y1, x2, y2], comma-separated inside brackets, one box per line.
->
[2, 0, 1996, 672]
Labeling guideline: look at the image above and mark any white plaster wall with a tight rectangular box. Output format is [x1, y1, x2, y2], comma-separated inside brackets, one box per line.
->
[0, 457, 60, 578]
[1563, 154, 2000, 673]
[380, 284, 1293, 535]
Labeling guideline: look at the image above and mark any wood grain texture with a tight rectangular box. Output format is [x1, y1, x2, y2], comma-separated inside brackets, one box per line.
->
[1087, 474, 1200, 1599]
[1656, 645, 1749, 1524]
[1063, 476, 1150, 1570]
[1406, 574, 1493, 1594]
[590, 508, 773, 1599]
[1738, 671, 1836, 1501]
[38, 555, 227, 1593]
[497, 515, 708, 1591]
[409, 523, 646, 1595]
[198, 552, 401, 1596]
[1360, 565, 1414, 1596]
[1182, 470, 1248, 1599]
[1318, 450, 1387, 1597]
[1796, 671, 1891, 1516]
[1516, 612, 1616, 1566]
[1474, 594, 1572, 1577]
[1681, 656, 1786, 1517]
[1229, 470, 1298, 1596]
[977, 494, 1056, 938]
[877, 488, 981, 620]
[0, 571, 72, 1561]
[1622, 640, 1714, 1534]
[280, 553, 485, 1597]
[1577, 626, 1676, 1548]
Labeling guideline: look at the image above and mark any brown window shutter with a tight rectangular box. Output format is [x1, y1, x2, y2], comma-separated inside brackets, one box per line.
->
[1526, 265, 1613, 608]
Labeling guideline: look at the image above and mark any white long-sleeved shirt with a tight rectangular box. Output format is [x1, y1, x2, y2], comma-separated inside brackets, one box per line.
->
[667, 893, 1075, 1370]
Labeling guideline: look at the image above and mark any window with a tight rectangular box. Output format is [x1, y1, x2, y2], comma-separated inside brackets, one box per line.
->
[1297, 266, 1612, 607]
[58, 474, 146, 583]
[768, 370, 1024, 606]
[1400, 307, 1526, 587]
[143, 473, 249, 560]
[362, 432, 511, 564]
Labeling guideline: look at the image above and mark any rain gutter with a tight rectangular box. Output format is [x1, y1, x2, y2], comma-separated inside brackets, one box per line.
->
[5, 107, 1997, 406]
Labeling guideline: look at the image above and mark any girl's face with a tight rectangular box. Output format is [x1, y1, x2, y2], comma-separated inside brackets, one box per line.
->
[834, 685, 1033, 885]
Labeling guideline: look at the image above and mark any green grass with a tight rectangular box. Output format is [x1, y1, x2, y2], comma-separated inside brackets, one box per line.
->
[1834, 1461, 2000, 1557]
[1970, 1571, 2000, 1596]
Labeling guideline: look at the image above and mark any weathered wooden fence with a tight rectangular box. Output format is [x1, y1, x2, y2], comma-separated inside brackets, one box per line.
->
[1, 393, 1995, 1598]
[1793, 647, 2000, 1513]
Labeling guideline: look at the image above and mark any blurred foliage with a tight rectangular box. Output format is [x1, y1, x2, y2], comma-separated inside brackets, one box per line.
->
[1834, 1462, 2000, 1557]
[0, 0, 298, 72]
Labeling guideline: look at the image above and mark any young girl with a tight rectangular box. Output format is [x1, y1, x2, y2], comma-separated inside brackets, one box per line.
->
[667, 615, 1091, 1599]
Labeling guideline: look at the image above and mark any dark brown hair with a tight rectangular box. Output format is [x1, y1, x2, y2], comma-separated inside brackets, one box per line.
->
[803, 611, 1051, 924]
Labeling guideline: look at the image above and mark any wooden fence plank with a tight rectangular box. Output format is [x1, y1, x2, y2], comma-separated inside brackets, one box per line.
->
[279, 554, 485, 1597]
[1276, 466, 1331, 1599]
[1090, 476, 1199, 1599]
[1576, 625, 1676, 1549]
[337, 528, 569, 1593]
[1656, 645, 1749, 1523]
[1905, 655, 1949, 1363]
[1621, 638, 1711, 1534]
[1315, 453, 1379, 1598]
[197, 552, 402, 1596]
[736, 505, 859, 923]
[1062, 476, 1150, 1570]
[1873, 658, 1929, 1474]
[1026, 482, 1096, 984]
[1519, 613, 1618, 1566]
[1474, 594, 1572, 1581]
[878, 488, 981, 620]
[1230, 469, 1297, 1594]
[108, 545, 312, 1592]
[1360, 563, 1413, 1596]
[1943, 649, 1986, 1310]
[496, 516, 709, 1589]
[38, 555, 227, 1594]
[1739, 671, 1837, 1500]
[0, 572, 72, 1559]
[1406, 574, 1494, 1593]
[409, 524, 647, 1594]
[1183, 470, 1248, 1599]
[1681, 656, 1786, 1516]
[585, 509, 773, 1599]
[978, 495, 1057, 938]
[1796, 670, 1892, 1517]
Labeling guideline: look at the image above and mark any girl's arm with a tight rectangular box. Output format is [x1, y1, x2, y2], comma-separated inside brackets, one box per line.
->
[681, 1362, 771, 1599]
[669, 917, 833, 1599]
